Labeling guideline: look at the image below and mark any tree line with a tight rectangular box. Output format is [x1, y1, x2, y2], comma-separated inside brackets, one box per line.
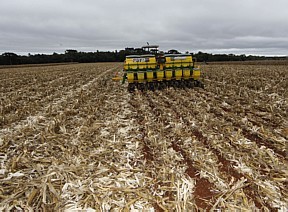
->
[192, 52, 286, 62]
[0, 49, 286, 65]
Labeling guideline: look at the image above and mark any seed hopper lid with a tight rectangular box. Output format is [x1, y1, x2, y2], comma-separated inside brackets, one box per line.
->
[126, 55, 141, 58]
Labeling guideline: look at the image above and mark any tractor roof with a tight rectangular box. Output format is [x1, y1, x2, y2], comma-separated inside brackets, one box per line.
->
[126, 55, 140, 58]
[140, 54, 155, 57]
[164, 54, 191, 57]
[142, 45, 159, 49]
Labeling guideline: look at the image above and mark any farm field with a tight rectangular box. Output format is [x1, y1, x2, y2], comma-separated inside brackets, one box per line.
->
[0, 62, 287, 211]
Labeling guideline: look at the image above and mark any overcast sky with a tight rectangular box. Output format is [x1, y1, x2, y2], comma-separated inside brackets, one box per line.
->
[0, 0, 287, 56]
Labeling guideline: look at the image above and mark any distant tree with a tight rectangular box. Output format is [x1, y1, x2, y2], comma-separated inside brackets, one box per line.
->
[167, 49, 180, 54]
[118, 50, 126, 61]
[65, 49, 78, 62]
[240, 54, 246, 61]
[65, 49, 78, 54]
[0, 48, 286, 66]
[195, 51, 210, 62]
[2, 52, 19, 65]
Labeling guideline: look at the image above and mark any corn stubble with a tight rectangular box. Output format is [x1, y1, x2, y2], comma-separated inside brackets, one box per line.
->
[0, 63, 287, 211]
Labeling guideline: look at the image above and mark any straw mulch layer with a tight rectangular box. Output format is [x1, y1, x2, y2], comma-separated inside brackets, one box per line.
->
[0, 63, 287, 211]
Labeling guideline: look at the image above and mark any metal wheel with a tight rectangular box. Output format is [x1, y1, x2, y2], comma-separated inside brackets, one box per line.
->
[166, 81, 171, 88]
[138, 83, 145, 91]
[171, 80, 176, 89]
[154, 82, 159, 90]
[148, 82, 154, 91]
[128, 83, 135, 92]
[179, 80, 185, 89]
[199, 81, 204, 89]
[158, 82, 164, 90]
[183, 80, 189, 88]
[188, 79, 194, 88]
[174, 81, 180, 88]
[195, 80, 204, 88]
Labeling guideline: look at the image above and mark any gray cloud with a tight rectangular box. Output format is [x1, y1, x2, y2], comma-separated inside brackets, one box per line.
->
[0, 0, 287, 55]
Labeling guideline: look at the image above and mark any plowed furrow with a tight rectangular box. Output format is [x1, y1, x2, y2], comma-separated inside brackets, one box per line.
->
[131, 93, 197, 210]
[209, 104, 286, 159]
[197, 87, 286, 133]
[128, 99, 154, 163]
[163, 88, 287, 174]
[128, 96, 168, 211]
[1, 66, 159, 210]
[1, 65, 117, 128]
[154, 88, 285, 210]
[154, 90, 266, 209]
[185, 88, 286, 158]
[139, 91, 226, 210]
[205, 78, 287, 98]
[161, 89, 285, 208]
[216, 95, 284, 131]
[1, 66, 118, 140]
[0, 69, 75, 93]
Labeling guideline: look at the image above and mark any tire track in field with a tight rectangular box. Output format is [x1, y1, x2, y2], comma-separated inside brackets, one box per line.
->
[150, 90, 265, 209]
[128, 100, 154, 163]
[155, 89, 270, 210]
[137, 91, 219, 210]
[204, 73, 287, 114]
[201, 84, 286, 131]
[1, 71, 70, 94]
[191, 88, 287, 158]
[0, 66, 106, 127]
[59, 70, 179, 211]
[130, 92, 201, 211]
[166, 88, 286, 174]
[208, 71, 288, 92]
[151, 92, 271, 208]
[171, 140, 216, 210]
[65, 76, 160, 210]
[215, 110, 287, 159]
[205, 78, 287, 97]
[43, 67, 169, 211]
[0, 66, 118, 138]
[128, 96, 167, 211]
[0, 66, 158, 211]
[1, 75, 83, 128]
[153, 89, 275, 209]
[0, 67, 119, 163]
[157, 88, 286, 210]
[0, 68, 75, 94]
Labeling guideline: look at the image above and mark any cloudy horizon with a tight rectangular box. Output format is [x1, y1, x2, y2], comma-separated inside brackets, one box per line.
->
[1, 0, 288, 56]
